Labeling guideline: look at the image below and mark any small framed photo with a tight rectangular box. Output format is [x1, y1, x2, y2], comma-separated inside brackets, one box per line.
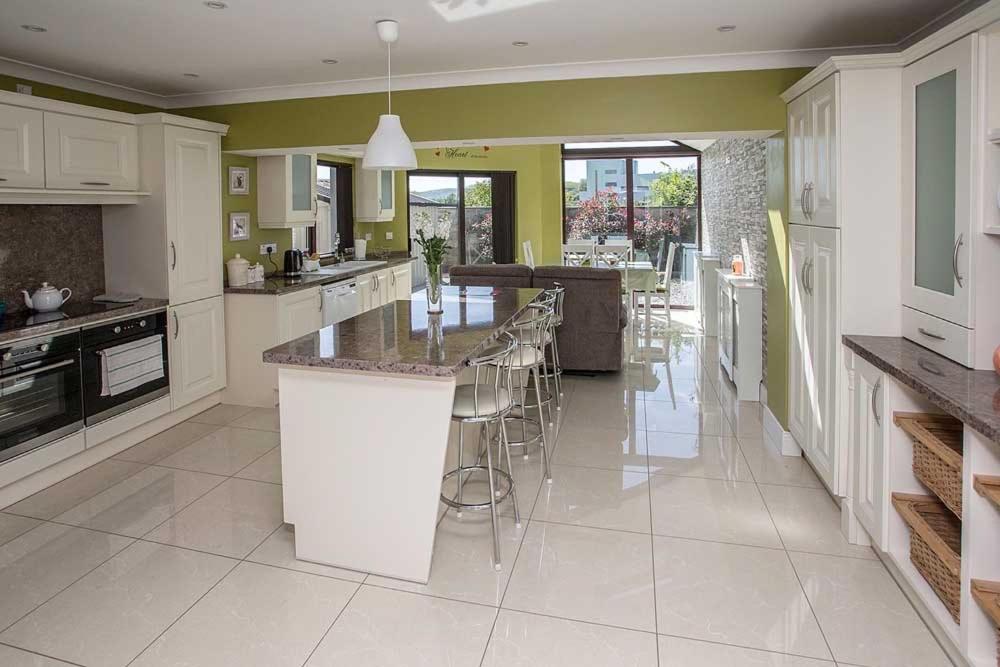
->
[229, 212, 250, 241]
[228, 166, 250, 195]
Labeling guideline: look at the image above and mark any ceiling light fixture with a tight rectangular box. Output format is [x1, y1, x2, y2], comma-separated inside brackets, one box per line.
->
[182, 73, 200, 78]
[512, 41, 529, 47]
[716, 25, 736, 32]
[362, 20, 417, 171]
[20, 24, 47, 32]
[322, 58, 339, 65]
[203, 1, 227, 9]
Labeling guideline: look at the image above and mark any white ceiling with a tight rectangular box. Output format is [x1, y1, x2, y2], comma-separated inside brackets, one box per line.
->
[0, 0, 972, 106]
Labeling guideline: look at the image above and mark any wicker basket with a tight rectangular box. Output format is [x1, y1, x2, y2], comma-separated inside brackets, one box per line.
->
[971, 580, 1000, 667]
[894, 413, 964, 518]
[892, 493, 962, 623]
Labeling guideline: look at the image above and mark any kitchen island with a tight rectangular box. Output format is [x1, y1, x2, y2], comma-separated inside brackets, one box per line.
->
[263, 285, 542, 583]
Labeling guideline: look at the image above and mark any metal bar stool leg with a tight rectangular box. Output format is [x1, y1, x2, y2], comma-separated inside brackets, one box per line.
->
[484, 432, 502, 571]
[531, 365, 553, 483]
[551, 335, 563, 407]
[499, 417, 520, 526]
[455, 423, 465, 517]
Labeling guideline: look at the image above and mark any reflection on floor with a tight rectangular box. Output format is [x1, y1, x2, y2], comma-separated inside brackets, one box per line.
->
[0, 311, 951, 666]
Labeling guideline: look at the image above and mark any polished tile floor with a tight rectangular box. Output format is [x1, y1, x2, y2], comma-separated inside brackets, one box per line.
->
[0, 314, 953, 666]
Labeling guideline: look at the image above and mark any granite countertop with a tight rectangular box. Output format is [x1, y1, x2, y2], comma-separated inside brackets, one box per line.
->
[225, 257, 416, 296]
[843, 335, 1000, 443]
[0, 298, 170, 345]
[263, 286, 543, 377]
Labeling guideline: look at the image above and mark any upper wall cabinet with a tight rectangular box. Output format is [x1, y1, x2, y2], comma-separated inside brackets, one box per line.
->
[355, 166, 395, 222]
[43, 112, 139, 190]
[787, 75, 838, 227]
[258, 153, 317, 228]
[0, 104, 44, 187]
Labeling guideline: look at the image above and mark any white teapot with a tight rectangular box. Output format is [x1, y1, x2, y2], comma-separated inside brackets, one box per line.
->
[22, 283, 72, 312]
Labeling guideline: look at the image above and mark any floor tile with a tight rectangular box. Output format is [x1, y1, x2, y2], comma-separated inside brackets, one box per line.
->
[157, 426, 279, 476]
[143, 478, 283, 558]
[133, 562, 357, 667]
[0, 524, 133, 630]
[0, 513, 42, 548]
[642, 375, 720, 405]
[562, 393, 645, 433]
[367, 510, 524, 606]
[305, 585, 496, 667]
[646, 433, 753, 481]
[481, 609, 658, 667]
[230, 407, 281, 432]
[759, 485, 876, 559]
[113, 421, 221, 464]
[1, 541, 234, 667]
[739, 438, 823, 488]
[186, 403, 255, 425]
[0, 644, 77, 666]
[551, 424, 648, 472]
[4, 460, 147, 520]
[790, 552, 952, 667]
[648, 476, 781, 548]
[653, 536, 831, 660]
[532, 465, 651, 533]
[235, 447, 283, 484]
[247, 525, 367, 583]
[643, 401, 733, 437]
[53, 465, 225, 538]
[657, 635, 835, 666]
[503, 522, 656, 632]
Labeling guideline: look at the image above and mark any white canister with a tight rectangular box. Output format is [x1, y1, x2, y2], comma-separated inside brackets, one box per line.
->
[354, 239, 367, 260]
[226, 254, 250, 287]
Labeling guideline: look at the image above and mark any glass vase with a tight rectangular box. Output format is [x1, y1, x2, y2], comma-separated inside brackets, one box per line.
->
[426, 263, 444, 314]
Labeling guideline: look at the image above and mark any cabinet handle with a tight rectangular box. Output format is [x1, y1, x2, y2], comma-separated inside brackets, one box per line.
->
[173, 311, 180, 340]
[872, 378, 882, 427]
[800, 184, 808, 218]
[0, 177, 7, 182]
[952, 234, 964, 288]
[170, 242, 177, 270]
[318, 291, 323, 311]
[917, 327, 945, 341]
[81, 181, 111, 186]
[918, 358, 944, 376]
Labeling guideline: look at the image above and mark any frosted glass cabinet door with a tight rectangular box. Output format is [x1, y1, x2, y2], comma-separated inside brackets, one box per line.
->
[290, 154, 315, 214]
[902, 35, 975, 327]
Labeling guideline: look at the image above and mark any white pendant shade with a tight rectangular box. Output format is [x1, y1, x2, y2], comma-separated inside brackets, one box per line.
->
[362, 114, 417, 171]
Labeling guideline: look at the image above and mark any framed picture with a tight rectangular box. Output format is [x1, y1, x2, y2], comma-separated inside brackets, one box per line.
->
[229, 212, 250, 241]
[228, 166, 250, 195]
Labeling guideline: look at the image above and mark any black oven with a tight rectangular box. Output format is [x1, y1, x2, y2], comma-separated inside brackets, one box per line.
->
[82, 311, 169, 426]
[0, 330, 84, 464]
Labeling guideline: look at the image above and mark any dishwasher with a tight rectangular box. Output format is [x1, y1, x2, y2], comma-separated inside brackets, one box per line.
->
[322, 281, 360, 327]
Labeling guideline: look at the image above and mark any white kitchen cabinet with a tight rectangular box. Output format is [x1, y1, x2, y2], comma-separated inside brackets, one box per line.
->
[169, 296, 227, 410]
[389, 263, 412, 301]
[847, 352, 888, 549]
[0, 104, 44, 188]
[786, 75, 837, 227]
[43, 112, 138, 190]
[788, 225, 811, 448]
[355, 165, 395, 222]
[277, 286, 323, 344]
[694, 253, 720, 336]
[788, 93, 810, 226]
[357, 271, 376, 312]
[717, 271, 763, 402]
[258, 153, 317, 228]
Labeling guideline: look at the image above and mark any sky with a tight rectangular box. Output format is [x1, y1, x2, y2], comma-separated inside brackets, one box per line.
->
[563, 156, 698, 183]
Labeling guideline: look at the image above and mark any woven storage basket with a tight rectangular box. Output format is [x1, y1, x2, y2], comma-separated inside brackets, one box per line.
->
[971, 580, 1000, 667]
[894, 413, 964, 518]
[892, 493, 962, 623]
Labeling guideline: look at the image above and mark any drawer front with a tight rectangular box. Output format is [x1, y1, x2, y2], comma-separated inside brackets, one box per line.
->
[43, 112, 138, 190]
[902, 306, 973, 367]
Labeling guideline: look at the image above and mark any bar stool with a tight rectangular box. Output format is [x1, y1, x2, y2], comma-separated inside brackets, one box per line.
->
[501, 298, 555, 483]
[542, 283, 566, 410]
[440, 332, 520, 571]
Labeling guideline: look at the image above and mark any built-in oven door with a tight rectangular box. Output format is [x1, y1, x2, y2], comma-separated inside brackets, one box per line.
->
[0, 331, 84, 464]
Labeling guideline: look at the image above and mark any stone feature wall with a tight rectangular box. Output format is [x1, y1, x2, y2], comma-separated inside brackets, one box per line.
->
[700, 139, 769, 383]
[0, 205, 106, 313]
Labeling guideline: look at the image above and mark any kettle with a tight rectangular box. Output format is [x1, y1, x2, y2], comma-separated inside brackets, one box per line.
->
[22, 282, 72, 312]
[283, 249, 303, 278]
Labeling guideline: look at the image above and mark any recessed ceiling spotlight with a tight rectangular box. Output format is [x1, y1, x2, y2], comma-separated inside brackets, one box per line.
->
[203, 1, 227, 9]
[716, 25, 736, 32]
[21, 24, 47, 32]
[182, 72, 200, 78]
[512, 41, 529, 47]
[321, 58, 339, 65]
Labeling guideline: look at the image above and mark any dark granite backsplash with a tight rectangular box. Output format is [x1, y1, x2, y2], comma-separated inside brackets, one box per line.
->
[0, 205, 106, 313]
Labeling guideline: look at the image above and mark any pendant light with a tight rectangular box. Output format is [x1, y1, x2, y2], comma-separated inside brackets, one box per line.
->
[362, 19, 417, 171]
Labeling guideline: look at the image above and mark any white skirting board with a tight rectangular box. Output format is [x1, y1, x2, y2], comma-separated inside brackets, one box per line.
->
[763, 401, 802, 457]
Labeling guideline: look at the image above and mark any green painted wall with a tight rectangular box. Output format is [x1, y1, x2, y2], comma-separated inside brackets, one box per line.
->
[765, 136, 789, 426]
[0, 75, 159, 114]
[220, 154, 293, 271]
[355, 145, 563, 263]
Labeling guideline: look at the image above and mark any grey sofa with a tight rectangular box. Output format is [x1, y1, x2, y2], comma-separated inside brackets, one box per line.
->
[449, 264, 626, 372]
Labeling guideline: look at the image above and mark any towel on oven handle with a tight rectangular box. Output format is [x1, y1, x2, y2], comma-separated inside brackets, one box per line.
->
[98, 334, 165, 397]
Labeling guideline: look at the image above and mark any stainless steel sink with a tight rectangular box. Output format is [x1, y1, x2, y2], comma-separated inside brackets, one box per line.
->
[313, 260, 387, 275]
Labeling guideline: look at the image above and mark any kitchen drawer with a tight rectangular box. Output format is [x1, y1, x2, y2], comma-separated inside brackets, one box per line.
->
[902, 306, 973, 367]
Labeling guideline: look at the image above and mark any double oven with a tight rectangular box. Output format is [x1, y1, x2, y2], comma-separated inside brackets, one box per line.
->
[0, 310, 169, 465]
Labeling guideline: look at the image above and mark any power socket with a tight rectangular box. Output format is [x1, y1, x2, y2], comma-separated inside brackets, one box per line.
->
[15, 84, 32, 95]
[259, 243, 277, 255]
[365, 233, 373, 241]
[385, 231, 394, 240]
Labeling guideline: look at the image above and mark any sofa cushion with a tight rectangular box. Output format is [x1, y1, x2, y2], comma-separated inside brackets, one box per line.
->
[448, 264, 533, 288]
[532, 266, 624, 335]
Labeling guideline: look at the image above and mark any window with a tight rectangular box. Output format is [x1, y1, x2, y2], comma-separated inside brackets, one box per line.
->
[562, 141, 701, 307]
[292, 159, 353, 257]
